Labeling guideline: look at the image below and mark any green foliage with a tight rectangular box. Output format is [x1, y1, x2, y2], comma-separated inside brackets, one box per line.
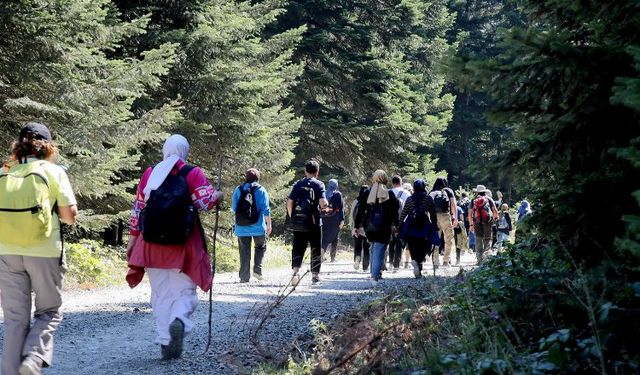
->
[0, 0, 180, 231]
[65, 240, 127, 287]
[461, 0, 640, 264]
[273, 0, 455, 184]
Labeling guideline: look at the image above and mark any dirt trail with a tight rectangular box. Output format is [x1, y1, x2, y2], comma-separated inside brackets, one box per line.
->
[0, 254, 476, 374]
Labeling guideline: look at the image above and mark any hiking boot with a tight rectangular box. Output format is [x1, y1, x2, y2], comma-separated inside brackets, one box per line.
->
[411, 260, 421, 279]
[312, 274, 321, 285]
[252, 272, 264, 281]
[354, 256, 361, 270]
[161, 344, 171, 360]
[167, 318, 185, 359]
[290, 273, 300, 287]
[19, 356, 42, 375]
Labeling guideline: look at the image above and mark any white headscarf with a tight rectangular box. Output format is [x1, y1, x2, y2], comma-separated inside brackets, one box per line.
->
[143, 134, 190, 201]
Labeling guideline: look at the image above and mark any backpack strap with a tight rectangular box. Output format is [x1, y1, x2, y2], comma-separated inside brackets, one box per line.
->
[178, 164, 196, 178]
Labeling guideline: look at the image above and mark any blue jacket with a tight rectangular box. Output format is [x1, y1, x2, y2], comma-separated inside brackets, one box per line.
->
[232, 182, 271, 237]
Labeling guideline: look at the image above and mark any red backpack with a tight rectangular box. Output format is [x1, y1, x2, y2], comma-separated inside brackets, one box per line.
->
[473, 196, 492, 224]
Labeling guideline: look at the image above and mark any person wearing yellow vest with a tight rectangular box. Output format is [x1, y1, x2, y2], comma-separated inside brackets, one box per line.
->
[0, 122, 77, 375]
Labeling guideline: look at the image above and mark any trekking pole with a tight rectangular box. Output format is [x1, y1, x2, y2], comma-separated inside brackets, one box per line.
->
[203, 157, 223, 354]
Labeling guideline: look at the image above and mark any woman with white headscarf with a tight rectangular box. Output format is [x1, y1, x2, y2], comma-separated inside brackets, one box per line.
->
[126, 135, 222, 360]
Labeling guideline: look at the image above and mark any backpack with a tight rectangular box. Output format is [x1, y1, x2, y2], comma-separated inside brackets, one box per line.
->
[140, 165, 196, 245]
[290, 179, 316, 232]
[473, 196, 493, 224]
[399, 196, 429, 239]
[236, 185, 260, 226]
[320, 191, 340, 218]
[430, 189, 450, 214]
[460, 198, 471, 225]
[0, 161, 54, 246]
[364, 202, 384, 232]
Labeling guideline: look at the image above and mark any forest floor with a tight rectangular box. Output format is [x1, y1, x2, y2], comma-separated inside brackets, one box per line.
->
[0, 252, 477, 374]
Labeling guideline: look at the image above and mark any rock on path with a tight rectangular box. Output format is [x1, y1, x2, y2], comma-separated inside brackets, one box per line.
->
[0, 253, 477, 374]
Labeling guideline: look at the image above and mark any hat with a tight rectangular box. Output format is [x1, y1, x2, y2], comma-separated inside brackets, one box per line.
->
[19, 122, 52, 142]
[473, 184, 488, 193]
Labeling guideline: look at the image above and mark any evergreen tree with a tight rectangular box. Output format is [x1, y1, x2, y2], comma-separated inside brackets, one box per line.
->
[467, 0, 640, 264]
[273, 0, 455, 182]
[114, 0, 305, 227]
[0, 0, 179, 230]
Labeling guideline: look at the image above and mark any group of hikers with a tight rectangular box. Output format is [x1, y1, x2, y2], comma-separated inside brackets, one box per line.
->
[0, 129, 532, 374]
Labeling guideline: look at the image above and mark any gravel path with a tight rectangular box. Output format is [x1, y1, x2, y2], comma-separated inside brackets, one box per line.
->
[0, 252, 476, 374]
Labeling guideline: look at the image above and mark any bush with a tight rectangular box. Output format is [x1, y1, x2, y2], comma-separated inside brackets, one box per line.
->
[65, 240, 127, 288]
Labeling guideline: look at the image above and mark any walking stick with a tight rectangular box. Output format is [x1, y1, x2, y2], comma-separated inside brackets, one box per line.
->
[203, 157, 223, 354]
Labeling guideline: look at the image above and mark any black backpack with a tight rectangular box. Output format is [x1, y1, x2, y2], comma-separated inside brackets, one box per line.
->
[290, 179, 316, 232]
[430, 189, 450, 214]
[140, 165, 196, 245]
[235, 185, 260, 226]
[364, 202, 385, 232]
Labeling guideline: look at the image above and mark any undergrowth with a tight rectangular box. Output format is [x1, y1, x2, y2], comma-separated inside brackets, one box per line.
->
[65, 240, 127, 288]
[266, 238, 640, 374]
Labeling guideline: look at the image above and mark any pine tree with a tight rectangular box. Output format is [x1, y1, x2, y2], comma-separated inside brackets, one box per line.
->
[272, 0, 455, 182]
[113, 0, 305, 221]
[0, 0, 179, 230]
[467, 0, 640, 264]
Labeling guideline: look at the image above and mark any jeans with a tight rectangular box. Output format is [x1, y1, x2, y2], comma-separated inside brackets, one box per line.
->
[496, 231, 509, 248]
[292, 229, 322, 273]
[370, 242, 387, 280]
[353, 235, 370, 270]
[238, 235, 266, 282]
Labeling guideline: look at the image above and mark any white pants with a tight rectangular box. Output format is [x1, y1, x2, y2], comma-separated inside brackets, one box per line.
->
[146, 268, 198, 345]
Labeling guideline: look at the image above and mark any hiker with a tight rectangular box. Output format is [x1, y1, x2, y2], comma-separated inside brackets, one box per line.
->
[429, 177, 458, 267]
[350, 186, 370, 271]
[287, 160, 328, 285]
[495, 190, 504, 207]
[354, 170, 400, 285]
[517, 199, 532, 222]
[321, 178, 345, 263]
[454, 201, 469, 265]
[398, 179, 438, 279]
[467, 184, 499, 264]
[0, 122, 78, 375]
[126, 134, 222, 360]
[401, 182, 413, 268]
[231, 168, 271, 283]
[388, 175, 410, 271]
[496, 203, 513, 249]
[487, 190, 498, 248]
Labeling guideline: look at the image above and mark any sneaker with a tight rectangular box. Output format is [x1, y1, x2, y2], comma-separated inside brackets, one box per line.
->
[442, 262, 450, 268]
[252, 272, 264, 281]
[392, 267, 399, 273]
[19, 356, 42, 375]
[290, 274, 300, 287]
[411, 260, 421, 279]
[312, 275, 321, 285]
[354, 256, 361, 270]
[239, 279, 250, 283]
[370, 278, 379, 287]
[167, 318, 185, 359]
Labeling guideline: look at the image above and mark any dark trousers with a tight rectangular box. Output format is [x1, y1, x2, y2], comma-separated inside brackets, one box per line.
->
[406, 237, 429, 271]
[238, 236, 266, 282]
[322, 237, 339, 261]
[292, 229, 322, 274]
[353, 235, 370, 270]
[388, 234, 404, 268]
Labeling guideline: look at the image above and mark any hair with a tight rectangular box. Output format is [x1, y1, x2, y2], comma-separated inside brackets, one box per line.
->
[462, 192, 468, 198]
[245, 168, 260, 183]
[10, 139, 58, 163]
[305, 160, 319, 175]
[391, 175, 402, 185]
[501, 203, 509, 211]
